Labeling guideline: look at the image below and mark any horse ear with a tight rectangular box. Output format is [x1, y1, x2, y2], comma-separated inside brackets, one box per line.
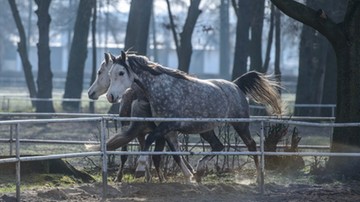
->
[104, 53, 110, 64]
[109, 53, 116, 61]
[121, 51, 127, 62]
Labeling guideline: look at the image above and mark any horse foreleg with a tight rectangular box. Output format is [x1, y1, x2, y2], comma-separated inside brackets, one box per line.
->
[195, 130, 224, 183]
[133, 124, 156, 180]
[135, 155, 151, 182]
[152, 136, 166, 182]
[137, 123, 180, 181]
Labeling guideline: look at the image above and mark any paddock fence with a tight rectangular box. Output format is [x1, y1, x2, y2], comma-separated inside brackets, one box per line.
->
[0, 115, 360, 201]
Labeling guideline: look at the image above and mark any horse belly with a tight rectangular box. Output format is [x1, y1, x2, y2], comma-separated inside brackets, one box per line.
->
[178, 122, 220, 134]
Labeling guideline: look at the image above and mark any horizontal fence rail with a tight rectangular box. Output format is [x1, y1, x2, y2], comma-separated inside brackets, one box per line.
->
[0, 115, 358, 201]
[0, 112, 336, 121]
[0, 138, 331, 150]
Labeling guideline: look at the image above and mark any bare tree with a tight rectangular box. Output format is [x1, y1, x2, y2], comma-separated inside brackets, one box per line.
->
[89, 0, 97, 113]
[124, 0, 153, 54]
[62, 0, 95, 111]
[219, 0, 230, 79]
[271, 0, 360, 176]
[231, 0, 253, 79]
[35, 0, 55, 113]
[108, 0, 153, 114]
[274, 6, 281, 85]
[249, 0, 265, 72]
[166, 0, 202, 73]
[321, 1, 347, 116]
[8, 0, 37, 107]
[294, 1, 329, 117]
[262, 4, 275, 73]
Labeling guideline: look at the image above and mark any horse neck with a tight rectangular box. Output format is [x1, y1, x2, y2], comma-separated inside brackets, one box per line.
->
[131, 82, 148, 101]
[131, 70, 157, 97]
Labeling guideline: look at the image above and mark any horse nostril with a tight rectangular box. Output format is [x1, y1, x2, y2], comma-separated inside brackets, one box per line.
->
[89, 91, 95, 99]
[106, 93, 116, 103]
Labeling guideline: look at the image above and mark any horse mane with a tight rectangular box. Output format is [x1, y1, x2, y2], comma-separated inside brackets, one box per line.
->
[126, 54, 194, 80]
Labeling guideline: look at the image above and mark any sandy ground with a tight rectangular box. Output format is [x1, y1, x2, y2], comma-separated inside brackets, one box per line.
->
[2, 179, 360, 202]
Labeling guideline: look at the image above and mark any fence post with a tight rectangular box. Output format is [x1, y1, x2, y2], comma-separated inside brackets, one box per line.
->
[100, 118, 108, 200]
[259, 120, 265, 194]
[7, 98, 10, 111]
[15, 123, 20, 202]
[10, 124, 13, 156]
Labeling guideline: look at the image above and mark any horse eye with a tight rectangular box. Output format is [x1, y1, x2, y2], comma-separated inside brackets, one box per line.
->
[119, 71, 125, 76]
[97, 71, 101, 75]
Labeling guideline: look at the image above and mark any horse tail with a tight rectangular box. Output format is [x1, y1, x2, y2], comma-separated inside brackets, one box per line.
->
[233, 71, 284, 115]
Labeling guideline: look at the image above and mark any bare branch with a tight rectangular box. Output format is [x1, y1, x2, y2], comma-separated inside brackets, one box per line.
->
[165, 0, 179, 56]
[270, 0, 345, 46]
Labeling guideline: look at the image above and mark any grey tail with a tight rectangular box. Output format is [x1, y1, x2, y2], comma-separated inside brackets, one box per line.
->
[233, 71, 283, 115]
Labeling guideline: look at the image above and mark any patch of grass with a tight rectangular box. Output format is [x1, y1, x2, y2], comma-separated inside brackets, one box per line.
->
[0, 174, 83, 193]
[0, 90, 110, 113]
[203, 172, 237, 184]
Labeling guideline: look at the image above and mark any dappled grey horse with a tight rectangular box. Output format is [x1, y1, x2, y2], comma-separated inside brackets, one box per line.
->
[106, 51, 283, 182]
[87, 53, 224, 182]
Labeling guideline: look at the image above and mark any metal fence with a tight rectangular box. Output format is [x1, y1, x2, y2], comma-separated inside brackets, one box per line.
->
[0, 115, 359, 201]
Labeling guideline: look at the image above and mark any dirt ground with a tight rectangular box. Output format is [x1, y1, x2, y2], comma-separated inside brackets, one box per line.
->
[2, 177, 360, 202]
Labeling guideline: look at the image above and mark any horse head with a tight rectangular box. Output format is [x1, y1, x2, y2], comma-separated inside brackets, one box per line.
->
[88, 53, 116, 100]
[106, 51, 135, 103]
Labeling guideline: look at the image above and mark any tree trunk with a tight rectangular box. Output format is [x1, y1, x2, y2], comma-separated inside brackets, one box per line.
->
[231, 0, 253, 80]
[177, 0, 202, 73]
[8, 0, 37, 107]
[89, 0, 97, 113]
[270, 0, 360, 176]
[294, 1, 330, 117]
[35, 0, 55, 113]
[62, 0, 94, 111]
[219, 0, 230, 79]
[320, 1, 347, 117]
[274, 7, 281, 85]
[249, 0, 264, 73]
[108, 0, 153, 114]
[295, 25, 328, 116]
[320, 46, 337, 116]
[263, 4, 275, 73]
[329, 6, 360, 174]
[124, 0, 153, 54]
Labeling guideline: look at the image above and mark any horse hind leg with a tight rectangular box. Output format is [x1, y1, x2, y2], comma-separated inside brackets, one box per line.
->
[152, 136, 166, 182]
[165, 132, 194, 183]
[194, 130, 224, 183]
[231, 122, 259, 181]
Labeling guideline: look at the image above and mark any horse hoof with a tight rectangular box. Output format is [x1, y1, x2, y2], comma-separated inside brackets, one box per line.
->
[135, 170, 146, 178]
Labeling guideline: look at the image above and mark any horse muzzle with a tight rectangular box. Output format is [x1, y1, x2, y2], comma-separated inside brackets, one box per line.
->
[106, 93, 118, 103]
[88, 91, 99, 100]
